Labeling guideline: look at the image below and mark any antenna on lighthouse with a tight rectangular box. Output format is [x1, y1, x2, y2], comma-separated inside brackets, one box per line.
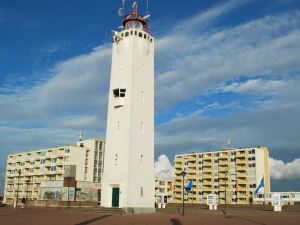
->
[118, 0, 126, 17]
[146, 0, 149, 15]
[79, 131, 83, 141]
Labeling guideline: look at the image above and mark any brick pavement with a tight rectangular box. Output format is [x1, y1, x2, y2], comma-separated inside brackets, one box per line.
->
[0, 207, 299, 225]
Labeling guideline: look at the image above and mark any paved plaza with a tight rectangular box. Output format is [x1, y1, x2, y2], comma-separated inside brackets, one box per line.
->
[0, 207, 300, 225]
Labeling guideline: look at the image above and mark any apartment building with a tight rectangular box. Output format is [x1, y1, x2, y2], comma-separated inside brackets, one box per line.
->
[172, 147, 270, 205]
[4, 138, 105, 204]
[155, 179, 173, 205]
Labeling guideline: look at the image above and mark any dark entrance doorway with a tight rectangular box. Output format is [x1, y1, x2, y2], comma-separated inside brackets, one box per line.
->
[112, 187, 120, 207]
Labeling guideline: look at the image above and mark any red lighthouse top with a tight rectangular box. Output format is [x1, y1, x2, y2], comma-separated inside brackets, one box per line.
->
[122, 1, 149, 33]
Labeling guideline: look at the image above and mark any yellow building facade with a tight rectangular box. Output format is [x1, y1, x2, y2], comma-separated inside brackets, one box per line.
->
[172, 147, 270, 205]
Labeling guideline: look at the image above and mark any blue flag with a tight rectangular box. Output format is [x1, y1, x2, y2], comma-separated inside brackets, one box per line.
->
[184, 180, 193, 193]
[254, 177, 264, 194]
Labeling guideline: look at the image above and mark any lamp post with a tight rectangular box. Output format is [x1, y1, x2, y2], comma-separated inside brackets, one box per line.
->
[14, 169, 21, 210]
[224, 170, 228, 216]
[181, 171, 187, 216]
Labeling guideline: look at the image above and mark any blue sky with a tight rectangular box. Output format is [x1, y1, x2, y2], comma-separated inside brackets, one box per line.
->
[1, 0, 300, 193]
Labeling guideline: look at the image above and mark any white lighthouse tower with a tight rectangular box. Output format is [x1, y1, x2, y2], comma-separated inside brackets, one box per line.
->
[101, 1, 155, 213]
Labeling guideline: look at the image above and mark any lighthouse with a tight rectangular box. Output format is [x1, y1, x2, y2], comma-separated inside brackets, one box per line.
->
[100, 1, 155, 213]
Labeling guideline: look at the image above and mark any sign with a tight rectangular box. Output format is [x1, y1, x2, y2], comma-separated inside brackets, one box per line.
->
[272, 193, 283, 206]
[207, 194, 218, 206]
[272, 193, 283, 212]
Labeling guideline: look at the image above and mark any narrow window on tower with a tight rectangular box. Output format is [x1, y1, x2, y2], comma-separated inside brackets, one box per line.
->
[139, 32, 143, 38]
[117, 121, 120, 133]
[140, 187, 144, 197]
[141, 122, 144, 133]
[141, 90, 145, 102]
[140, 154, 143, 167]
[125, 32, 129, 37]
[115, 154, 118, 165]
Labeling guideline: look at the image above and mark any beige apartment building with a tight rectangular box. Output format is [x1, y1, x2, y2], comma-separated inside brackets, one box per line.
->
[172, 147, 270, 205]
[155, 179, 173, 205]
[4, 138, 105, 204]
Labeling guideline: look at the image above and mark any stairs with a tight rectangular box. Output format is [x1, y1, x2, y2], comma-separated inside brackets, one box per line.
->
[70, 207, 125, 215]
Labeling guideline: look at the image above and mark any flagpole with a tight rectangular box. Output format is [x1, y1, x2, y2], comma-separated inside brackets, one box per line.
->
[263, 176, 266, 205]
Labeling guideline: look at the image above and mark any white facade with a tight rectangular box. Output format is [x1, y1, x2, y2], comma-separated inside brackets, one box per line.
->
[101, 12, 155, 211]
[76, 139, 105, 182]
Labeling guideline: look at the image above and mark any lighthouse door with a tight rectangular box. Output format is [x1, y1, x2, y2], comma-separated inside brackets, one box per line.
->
[112, 188, 120, 207]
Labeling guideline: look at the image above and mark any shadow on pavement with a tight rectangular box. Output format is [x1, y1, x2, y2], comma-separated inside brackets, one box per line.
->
[74, 215, 111, 225]
[170, 218, 183, 225]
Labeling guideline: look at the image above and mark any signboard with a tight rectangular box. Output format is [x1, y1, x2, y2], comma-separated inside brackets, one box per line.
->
[207, 194, 218, 210]
[272, 193, 283, 206]
[272, 193, 283, 212]
[207, 194, 218, 206]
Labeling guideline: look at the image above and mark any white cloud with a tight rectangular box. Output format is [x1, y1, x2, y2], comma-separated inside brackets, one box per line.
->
[270, 157, 300, 179]
[175, 0, 250, 32]
[155, 11, 300, 110]
[154, 155, 174, 180]
[218, 79, 292, 96]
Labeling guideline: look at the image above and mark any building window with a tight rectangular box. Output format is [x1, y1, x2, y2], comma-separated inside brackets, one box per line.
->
[40, 159, 45, 164]
[130, 30, 133, 35]
[140, 187, 143, 197]
[65, 149, 70, 154]
[51, 158, 57, 163]
[117, 121, 120, 132]
[50, 166, 56, 172]
[113, 88, 126, 97]
[139, 32, 143, 37]
[125, 32, 129, 37]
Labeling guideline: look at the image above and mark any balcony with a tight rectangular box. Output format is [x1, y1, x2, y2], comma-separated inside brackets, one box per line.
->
[203, 181, 213, 186]
[202, 187, 213, 192]
[219, 154, 229, 159]
[203, 162, 212, 167]
[174, 157, 183, 163]
[174, 170, 183, 175]
[218, 167, 228, 172]
[236, 159, 247, 165]
[237, 180, 247, 185]
[56, 161, 64, 166]
[203, 168, 212, 173]
[187, 175, 196, 180]
[203, 156, 212, 161]
[236, 152, 247, 158]
[188, 156, 196, 162]
[202, 174, 212, 179]
[236, 166, 247, 171]
[188, 169, 197, 174]
[188, 163, 197, 168]
[219, 160, 229, 166]
[236, 173, 247, 178]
